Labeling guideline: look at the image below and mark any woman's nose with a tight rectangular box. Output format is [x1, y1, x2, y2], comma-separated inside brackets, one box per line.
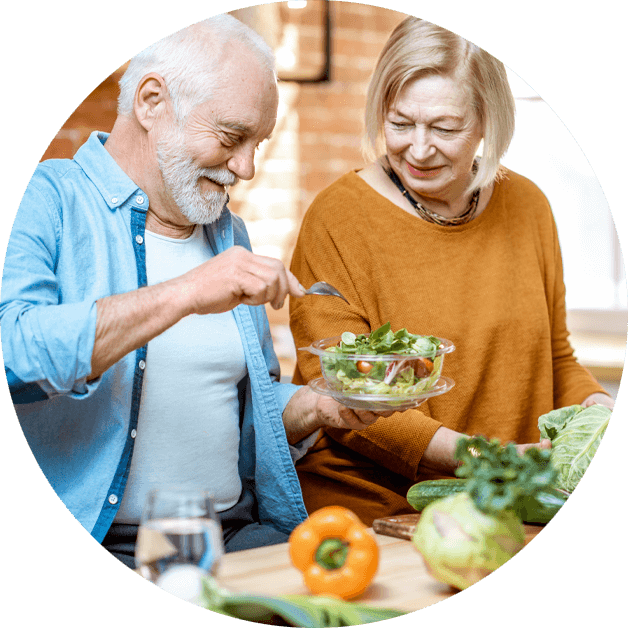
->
[408, 128, 435, 161]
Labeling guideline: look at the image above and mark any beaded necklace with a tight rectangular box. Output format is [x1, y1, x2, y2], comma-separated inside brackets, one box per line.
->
[382, 157, 480, 226]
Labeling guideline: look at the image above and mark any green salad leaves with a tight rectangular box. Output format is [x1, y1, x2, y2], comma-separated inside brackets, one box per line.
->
[322, 323, 445, 397]
[538, 404, 612, 492]
[337, 323, 441, 359]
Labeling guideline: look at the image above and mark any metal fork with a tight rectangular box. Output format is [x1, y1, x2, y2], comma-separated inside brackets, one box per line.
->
[302, 281, 349, 304]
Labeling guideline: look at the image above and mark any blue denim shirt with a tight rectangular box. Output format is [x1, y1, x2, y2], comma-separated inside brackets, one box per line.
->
[1, 131, 308, 542]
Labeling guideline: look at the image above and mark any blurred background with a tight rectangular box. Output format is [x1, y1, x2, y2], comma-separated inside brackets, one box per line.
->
[38, 1, 626, 396]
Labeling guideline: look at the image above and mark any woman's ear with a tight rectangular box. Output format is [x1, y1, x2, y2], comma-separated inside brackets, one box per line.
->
[134, 72, 169, 132]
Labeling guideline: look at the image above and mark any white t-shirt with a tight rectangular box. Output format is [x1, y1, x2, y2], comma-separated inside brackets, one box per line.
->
[115, 226, 247, 523]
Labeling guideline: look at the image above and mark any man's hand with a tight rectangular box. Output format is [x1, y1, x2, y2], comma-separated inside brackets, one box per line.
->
[90, 247, 305, 379]
[179, 245, 305, 314]
[282, 386, 393, 444]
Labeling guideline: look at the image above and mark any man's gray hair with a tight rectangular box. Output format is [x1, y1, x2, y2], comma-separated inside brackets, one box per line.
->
[117, 14, 276, 123]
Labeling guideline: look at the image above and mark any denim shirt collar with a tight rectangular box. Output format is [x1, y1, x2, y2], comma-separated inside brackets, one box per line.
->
[74, 131, 143, 211]
[74, 132, 235, 238]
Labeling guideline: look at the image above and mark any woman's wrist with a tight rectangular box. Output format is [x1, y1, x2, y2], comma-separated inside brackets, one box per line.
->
[419, 426, 467, 475]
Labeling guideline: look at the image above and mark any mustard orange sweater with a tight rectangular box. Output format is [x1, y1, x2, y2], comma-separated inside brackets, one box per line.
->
[289, 169, 606, 525]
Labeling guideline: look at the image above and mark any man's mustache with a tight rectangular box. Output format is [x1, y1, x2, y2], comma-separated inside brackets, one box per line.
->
[199, 167, 239, 188]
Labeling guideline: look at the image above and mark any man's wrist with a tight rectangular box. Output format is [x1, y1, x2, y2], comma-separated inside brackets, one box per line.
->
[283, 387, 324, 445]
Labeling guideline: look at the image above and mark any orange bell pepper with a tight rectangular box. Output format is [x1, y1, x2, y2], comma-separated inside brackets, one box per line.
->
[288, 506, 379, 600]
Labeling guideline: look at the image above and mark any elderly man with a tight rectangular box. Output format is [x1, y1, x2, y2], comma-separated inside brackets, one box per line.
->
[1, 15, 381, 568]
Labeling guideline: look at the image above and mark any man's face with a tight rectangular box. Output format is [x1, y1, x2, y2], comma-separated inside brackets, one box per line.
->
[156, 47, 279, 225]
[156, 121, 236, 225]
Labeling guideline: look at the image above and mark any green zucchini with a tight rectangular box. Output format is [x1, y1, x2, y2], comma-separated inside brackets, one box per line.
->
[406, 479, 467, 512]
[406, 479, 569, 524]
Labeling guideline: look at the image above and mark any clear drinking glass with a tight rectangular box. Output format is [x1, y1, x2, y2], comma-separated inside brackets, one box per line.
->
[135, 488, 224, 603]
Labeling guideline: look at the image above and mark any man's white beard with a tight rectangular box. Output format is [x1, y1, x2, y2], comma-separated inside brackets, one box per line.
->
[156, 123, 239, 225]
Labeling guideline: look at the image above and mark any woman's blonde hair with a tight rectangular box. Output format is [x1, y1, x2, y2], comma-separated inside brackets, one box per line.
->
[363, 17, 515, 190]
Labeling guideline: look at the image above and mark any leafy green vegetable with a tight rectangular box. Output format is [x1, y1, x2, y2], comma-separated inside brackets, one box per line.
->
[334, 322, 441, 358]
[538, 404, 611, 492]
[322, 322, 445, 397]
[199, 576, 405, 626]
[454, 436, 557, 517]
[411, 436, 558, 591]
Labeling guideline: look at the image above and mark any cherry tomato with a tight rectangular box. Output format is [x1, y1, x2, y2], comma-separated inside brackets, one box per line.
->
[356, 361, 373, 374]
[412, 357, 434, 378]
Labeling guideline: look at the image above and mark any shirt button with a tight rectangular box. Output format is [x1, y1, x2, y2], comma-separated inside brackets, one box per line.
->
[111, 197, 118, 204]
[136, 196, 145, 205]
[131, 429, 137, 439]
[139, 360, 146, 370]
[135, 235, 144, 245]
[108, 494, 118, 505]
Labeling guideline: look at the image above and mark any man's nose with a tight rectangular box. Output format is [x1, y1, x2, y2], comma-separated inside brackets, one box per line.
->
[227, 145, 256, 181]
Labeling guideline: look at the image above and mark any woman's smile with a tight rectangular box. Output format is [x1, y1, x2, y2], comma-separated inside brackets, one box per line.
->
[406, 162, 445, 178]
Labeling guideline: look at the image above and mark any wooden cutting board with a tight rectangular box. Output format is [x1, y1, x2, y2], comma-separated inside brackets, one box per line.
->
[373, 513, 545, 543]
[372, 514, 422, 540]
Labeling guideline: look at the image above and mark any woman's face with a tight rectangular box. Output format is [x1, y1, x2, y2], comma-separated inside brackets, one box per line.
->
[383, 73, 483, 204]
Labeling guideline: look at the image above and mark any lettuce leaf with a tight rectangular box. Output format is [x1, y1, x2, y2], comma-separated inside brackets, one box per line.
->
[538, 404, 612, 492]
[336, 322, 441, 358]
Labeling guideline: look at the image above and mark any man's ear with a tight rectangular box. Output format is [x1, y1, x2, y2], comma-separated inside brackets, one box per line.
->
[134, 72, 169, 132]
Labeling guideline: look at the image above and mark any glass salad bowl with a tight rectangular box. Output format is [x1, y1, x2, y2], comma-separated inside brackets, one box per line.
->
[299, 324, 456, 412]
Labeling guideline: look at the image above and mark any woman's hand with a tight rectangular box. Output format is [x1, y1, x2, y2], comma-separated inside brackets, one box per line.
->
[419, 427, 554, 476]
[515, 439, 552, 455]
[582, 392, 615, 409]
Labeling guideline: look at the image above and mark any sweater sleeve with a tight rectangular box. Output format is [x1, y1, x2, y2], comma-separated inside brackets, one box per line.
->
[289, 178, 443, 479]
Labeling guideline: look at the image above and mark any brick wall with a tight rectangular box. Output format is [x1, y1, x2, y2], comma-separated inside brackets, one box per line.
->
[37, 1, 408, 376]
[230, 1, 406, 339]
[40, 65, 128, 161]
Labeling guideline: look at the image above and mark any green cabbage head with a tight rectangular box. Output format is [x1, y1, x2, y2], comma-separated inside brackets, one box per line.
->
[411, 493, 525, 591]
[538, 404, 611, 492]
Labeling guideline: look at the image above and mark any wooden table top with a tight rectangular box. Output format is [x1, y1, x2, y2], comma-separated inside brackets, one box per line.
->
[217, 523, 544, 613]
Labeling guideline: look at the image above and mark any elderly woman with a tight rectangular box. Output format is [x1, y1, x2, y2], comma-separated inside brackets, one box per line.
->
[288, 17, 613, 526]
